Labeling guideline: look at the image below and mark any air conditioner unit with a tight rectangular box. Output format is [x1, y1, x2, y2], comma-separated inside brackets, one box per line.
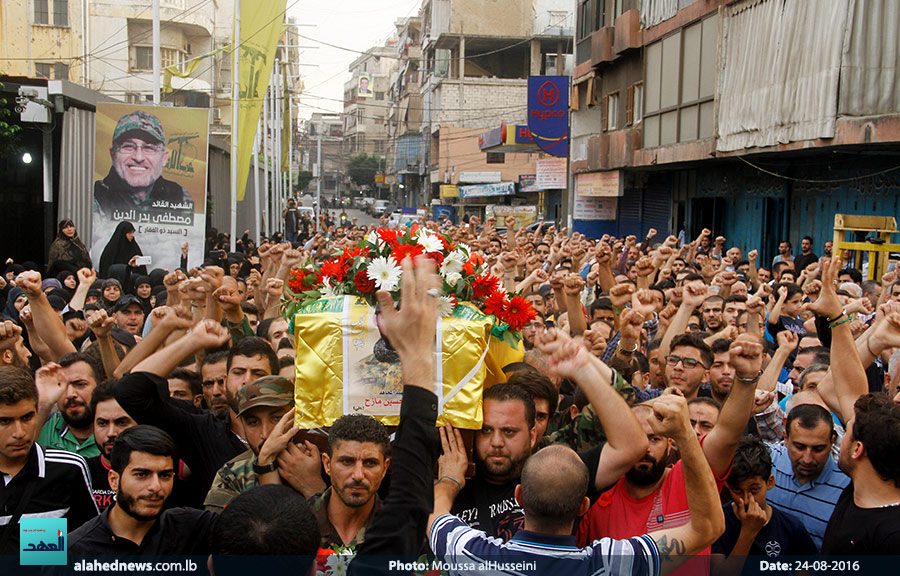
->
[212, 108, 222, 122]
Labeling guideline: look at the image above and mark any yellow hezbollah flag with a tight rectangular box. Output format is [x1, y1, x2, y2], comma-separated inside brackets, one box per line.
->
[235, 0, 287, 200]
[293, 298, 516, 429]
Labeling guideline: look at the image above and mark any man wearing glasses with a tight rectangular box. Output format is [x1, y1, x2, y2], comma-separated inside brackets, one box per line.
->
[94, 110, 193, 216]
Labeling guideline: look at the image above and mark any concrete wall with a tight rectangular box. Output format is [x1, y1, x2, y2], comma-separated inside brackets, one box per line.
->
[437, 78, 528, 129]
[0, 0, 84, 82]
[88, 0, 215, 99]
[450, 0, 531, 37]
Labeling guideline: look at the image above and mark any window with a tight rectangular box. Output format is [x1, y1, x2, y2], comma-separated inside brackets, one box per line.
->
[54, 62, 69, 80]
[133, 46, 153, 71]
[34, 0, 49, 25]
[133, 46, 183, 72]
[628, 83, 643, 125]
[486, 152, 505, 164]
[643, 15, 718, 147]
[375, 91, 385, 101]
[52, 0, 68, 27]
[624, 83, 643, 126]
[35, 62, 68, 79]
[34, 0, 67, 26]
[607, 92, 618, 131]
[160, 47, 183, 71]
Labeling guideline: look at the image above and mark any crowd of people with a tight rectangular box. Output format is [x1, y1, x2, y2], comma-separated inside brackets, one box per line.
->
[1, 212, 900, 575]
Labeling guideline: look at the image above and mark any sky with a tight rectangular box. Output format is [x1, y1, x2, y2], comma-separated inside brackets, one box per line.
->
[286, 0, 423, 120]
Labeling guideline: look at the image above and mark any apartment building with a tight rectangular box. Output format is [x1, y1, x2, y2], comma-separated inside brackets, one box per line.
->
[572, 0, 900, 260]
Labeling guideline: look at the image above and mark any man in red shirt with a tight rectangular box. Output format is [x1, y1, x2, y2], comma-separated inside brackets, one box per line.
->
[578, 335, 764, 574]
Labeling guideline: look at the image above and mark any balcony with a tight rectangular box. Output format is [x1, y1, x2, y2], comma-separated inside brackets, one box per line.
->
[590, 27, 615, 66]
[614, 9, 641, 55]
[585, 128, 641, 170]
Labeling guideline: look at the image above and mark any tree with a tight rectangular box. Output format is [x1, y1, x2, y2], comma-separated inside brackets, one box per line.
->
[0, 77, 22, 156]
[346, 153, 381, 189]
[295, 170, 313, 192]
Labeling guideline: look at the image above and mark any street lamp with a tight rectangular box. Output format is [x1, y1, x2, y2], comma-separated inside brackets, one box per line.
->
[21, 152, 32, 164]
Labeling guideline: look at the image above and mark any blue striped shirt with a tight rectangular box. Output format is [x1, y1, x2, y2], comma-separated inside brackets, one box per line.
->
[766, 442, 850, 551]
[430, 514, 660, 576]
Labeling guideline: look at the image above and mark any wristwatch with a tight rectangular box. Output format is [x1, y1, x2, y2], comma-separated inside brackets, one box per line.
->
[252, 457, 278, 475]
[736, 371, 763, 385]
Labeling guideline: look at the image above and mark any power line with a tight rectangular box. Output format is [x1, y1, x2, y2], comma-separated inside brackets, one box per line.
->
[167, 0, 305, 100]
[736, 156, 900, 184]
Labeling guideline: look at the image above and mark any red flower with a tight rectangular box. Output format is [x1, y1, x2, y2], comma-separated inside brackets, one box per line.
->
[391, 242, 425, 265]
[462, 253, 485, 276]
[318, 258, 346, 282]
[377, 228, 400, 247]
[288, 268, 308, 293]
[500, 295, 536, 330]
[483, 291, 509, 317]
[425, 250, 445, 267]
[353, 269, 376, 293]
[471, 274, 500, 300]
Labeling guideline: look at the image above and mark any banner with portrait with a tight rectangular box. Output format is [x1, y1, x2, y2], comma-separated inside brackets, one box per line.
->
[91, 102, 209, 272]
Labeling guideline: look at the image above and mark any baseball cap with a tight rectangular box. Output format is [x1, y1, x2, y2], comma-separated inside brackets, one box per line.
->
[113, 110, 166, 145]
[236, 376, 294, 417]
[113, 294, 143, 313]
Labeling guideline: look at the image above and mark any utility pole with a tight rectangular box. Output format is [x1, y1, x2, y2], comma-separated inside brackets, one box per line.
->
[316, 132, 322, 232]
[230, 0, 240, 251]
[152, 0, 160, 104]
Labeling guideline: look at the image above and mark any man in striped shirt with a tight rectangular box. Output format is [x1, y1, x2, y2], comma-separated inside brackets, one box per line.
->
[428, 333, 726, 576]
[0, 366, 99, 554]
[766, 403, 849, 550]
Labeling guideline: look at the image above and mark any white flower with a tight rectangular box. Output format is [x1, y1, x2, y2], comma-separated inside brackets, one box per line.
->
[444, 271, 462, 287]
[321, 277, 343, 297]
[440, 251, 466, 276]
[365, 231, 385, 250]
[367, 256, 402, 292]
[437, 295, 456, 317]
[456, 243, 472, 256]
[325, 552, 352, 576]
[416, 231, 443, 253]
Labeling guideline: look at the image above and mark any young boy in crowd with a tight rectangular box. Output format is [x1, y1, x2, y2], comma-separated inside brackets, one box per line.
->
[712, 435, 817, 574]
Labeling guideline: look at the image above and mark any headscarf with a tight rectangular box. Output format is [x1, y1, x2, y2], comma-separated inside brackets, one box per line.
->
[2, 287, 25, 323]
[99, 221, 144, 278]
[132, 275, 153, 315]
[101, 278, 122, 313]
[149, 268, 168, 288]
[56, 269, 77, 290]
[47, 218, 92, 276]
[41, 278, 62, 292]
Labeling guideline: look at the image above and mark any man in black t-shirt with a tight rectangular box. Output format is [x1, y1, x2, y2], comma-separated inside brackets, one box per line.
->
[282, 199, 299, 243]
[793, 236, 818, 276]
[822, 393, 900, 554]
[86, 382, 137, 512]
[69, 426, 216, 555]
[450, 383, 536, 541]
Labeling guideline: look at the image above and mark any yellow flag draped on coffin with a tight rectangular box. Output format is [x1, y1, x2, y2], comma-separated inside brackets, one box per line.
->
[293, 297, 506, 430]
[234, 0, 287, 201]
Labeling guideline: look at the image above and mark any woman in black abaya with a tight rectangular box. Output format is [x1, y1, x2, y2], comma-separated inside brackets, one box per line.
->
[99, 221, 147, 280]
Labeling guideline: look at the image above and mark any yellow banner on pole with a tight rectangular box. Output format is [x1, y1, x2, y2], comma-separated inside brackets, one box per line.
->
[162, 46, 231, 93]
[235, 0, 287, 200]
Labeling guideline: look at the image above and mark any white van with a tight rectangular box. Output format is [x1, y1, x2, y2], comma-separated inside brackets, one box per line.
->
[372, 200, 390, 215]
